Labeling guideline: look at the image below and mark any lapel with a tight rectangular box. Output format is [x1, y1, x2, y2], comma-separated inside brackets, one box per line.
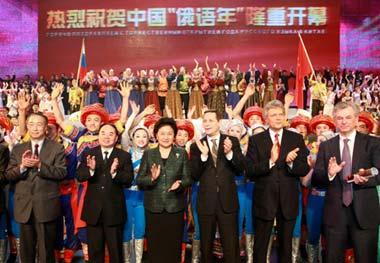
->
[351, 132, 363, 173]
[217, 134, 226, 161]
[152, 146, 177, 169]
[97, 146, 117, 168]
[279, 129, 288, 158]
[39, 139, 49, 162]
[332, 135, 341, 164]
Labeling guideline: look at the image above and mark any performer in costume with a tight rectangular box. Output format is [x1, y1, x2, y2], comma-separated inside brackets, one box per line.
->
[188, 69, 205, 120]
[104, 69, 122, 114]
[302, 114, 336, 262]
[144, 70, 160, 115]
[175, 120, 195, 263]
[177, 67, 191, 117]
[82, 71, 99, 106]
[122, 125, 149, 263]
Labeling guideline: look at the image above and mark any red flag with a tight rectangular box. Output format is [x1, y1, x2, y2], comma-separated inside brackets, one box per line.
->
[76, 38, 87, 85]
[295, 33, 314, 109]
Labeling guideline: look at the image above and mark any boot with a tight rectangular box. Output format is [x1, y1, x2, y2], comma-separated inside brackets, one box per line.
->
[0, 239, 7, 263]
[191, 239, 201, 263]
[123, 242, 131, 263]
[306, 243, 319, 263]
[266, 235, 274, 263]
[16, 238, 21, 263]
[246, 234, 254, 263]
[135, 239, 144, 263]
[291, 237, 300, 263]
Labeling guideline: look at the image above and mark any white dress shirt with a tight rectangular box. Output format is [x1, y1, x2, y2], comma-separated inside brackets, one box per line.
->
[329, 130, 356, 181]
[89, 147, 116, 178]
[268, 128, 293, 169]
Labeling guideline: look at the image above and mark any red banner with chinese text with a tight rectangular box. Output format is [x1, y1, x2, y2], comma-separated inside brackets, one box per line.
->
[38, 0, 340, 77]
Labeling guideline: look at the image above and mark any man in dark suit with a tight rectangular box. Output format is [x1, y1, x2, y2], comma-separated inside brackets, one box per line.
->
[77, 123, 133, 263]
[6, 113, 67, 263]
[190, 110, 246, 263]
[246, 100, 309, 263]
[312, 101, 380, 263]
[0, 140, 9, 260]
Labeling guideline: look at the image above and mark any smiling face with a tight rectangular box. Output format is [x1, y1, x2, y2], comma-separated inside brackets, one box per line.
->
[202, 112, 220, 137]
[315, 123, 331, 136]
[265, 107, 285, 131]
[26, 114, 47, 140]
[98, 124, 118, 148]
[228, 125, 243, 140]
[176, 129, 189, 147]
[334, 106, 358, 136]
[248, 114, 263, 127]
[85, 114, 102, 133]
[133, 129, 149, 148]
[156, 125, 175, 148]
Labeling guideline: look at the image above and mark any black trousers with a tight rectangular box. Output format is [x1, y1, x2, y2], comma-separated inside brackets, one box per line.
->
[20, 211, 57, 263]
[158, 96, 166, 113]
[87, 219, 123, 263]
[145, 210, 184, 263]
[180, 93, 189, 117]
[198, 200, 240, 263]
[324, 205, 378, 263]
[253, 211, 296, 263]
[311, 99, 323, 117]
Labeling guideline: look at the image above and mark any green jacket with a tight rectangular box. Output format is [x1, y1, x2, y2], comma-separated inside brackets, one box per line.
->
[136, 146, 192, 213]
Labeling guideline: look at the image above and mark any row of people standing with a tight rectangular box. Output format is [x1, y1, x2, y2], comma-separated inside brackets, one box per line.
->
[0, 81, 378, 262]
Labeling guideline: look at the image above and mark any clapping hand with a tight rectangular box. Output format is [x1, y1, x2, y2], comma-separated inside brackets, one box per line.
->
[21, 150, 40, 169]
[328, 157, 345, 178]
[168, 180, 182, 192]
[110, 158, 119, 177]
[150, 163, 161, 181]
[286, 148, 299, 164]
[196, 140, 209, 156]
[223, 137, 233, 155]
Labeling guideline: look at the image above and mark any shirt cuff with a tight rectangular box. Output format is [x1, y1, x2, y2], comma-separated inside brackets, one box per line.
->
[225, 151, 233, 160]
[111, 172, 117, 179]
[328, 173, 336, 181]
[269, 160, 276, 169]
[20, 167, 27, 174]
[89, 169, 95, 177]
[201, 154, 208, 162]
[287, 162, 293, 169]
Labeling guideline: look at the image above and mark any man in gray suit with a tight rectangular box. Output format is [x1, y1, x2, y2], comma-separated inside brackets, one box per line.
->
[6, 112, 66, 263]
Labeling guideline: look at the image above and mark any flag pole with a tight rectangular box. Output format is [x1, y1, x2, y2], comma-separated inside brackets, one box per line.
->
[76, 38, 85, 83]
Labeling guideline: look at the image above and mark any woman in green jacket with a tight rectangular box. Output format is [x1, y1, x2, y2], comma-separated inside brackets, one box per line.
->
[137, 117, 192, 263]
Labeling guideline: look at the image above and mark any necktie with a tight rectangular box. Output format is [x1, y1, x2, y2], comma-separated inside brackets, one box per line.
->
[341, 138, 353, 206]
[34, 144, 39, 158]
[211, 139, 218, 167]
[274, 133, 281, 155]
[104, 151, 109, 163]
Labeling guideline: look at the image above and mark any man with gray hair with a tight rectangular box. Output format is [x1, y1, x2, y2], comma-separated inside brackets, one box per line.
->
[246, 100, 309, 263]
[312, 101, 380, 263]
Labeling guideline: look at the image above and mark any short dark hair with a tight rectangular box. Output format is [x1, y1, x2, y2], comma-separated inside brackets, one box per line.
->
[26, 112, 48, 126]
[153, 117, 177, 137]
[203, 109, 220, 121]
[99, 123, 120, 137]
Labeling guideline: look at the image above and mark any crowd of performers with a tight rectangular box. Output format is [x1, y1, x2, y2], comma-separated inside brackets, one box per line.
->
[0, 61, 378, 263]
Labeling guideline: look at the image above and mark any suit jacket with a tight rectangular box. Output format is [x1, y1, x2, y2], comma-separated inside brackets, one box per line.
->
[77, 146, 133, 226]
[137, 146, 192, 213]
[5, 139, 66, 223]
[312, 132, 380, 229]
[0, 144, 9, 214]
[246, 129, 309, 220]
[190, 134, 246, 215]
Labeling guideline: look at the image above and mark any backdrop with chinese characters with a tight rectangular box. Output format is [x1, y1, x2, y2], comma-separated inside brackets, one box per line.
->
[1, 0, 379, 77]
[38, 0, 340, 76]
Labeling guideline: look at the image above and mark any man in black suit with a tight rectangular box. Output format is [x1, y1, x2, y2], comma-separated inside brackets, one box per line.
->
[5, 113, 67, 263]
[190, 110, 246, 263]
[312, 101, 380, 263]
[77, 123, 133, 263]
[246, 100, 309, 263]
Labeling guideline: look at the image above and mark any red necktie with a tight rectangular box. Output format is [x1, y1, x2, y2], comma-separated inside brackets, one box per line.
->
[274, 133, 281, 155]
